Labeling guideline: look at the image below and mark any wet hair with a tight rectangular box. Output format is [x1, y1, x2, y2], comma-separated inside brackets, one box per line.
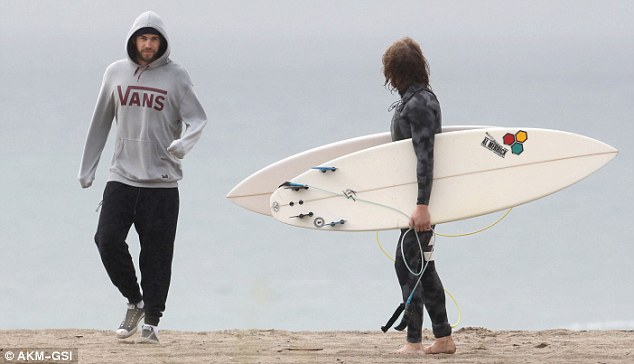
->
[382, 37, 430, 95]
[126, 27, 168, 62]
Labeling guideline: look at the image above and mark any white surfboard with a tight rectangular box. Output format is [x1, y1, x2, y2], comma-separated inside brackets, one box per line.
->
[227, 125, 488, 215]
[270, 128, 618, 231]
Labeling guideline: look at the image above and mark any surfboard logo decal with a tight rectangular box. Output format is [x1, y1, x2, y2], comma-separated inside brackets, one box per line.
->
[482, 130, 528, 157]
[343, 189, 357, 201]
[481, 133, 509, 158]
[503, 130, 528, 155]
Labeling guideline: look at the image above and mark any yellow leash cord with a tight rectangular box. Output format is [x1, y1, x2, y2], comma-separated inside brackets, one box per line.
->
[435, 208, 513, 238]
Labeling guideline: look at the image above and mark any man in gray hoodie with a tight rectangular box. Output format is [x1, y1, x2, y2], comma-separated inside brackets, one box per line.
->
[78, 11, 207, 344]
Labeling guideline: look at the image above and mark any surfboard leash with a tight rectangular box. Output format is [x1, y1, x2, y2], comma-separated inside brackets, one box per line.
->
[434, 208, 513, 238]
[289, 182, 507, 330]
[377, 208, 513, 331]
[381, 228, 433, 332]
[286, 181, 453, 331]
[288, 180, 511, 236]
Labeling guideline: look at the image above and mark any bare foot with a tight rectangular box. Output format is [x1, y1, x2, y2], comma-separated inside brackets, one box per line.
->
[423, 336, 456, 354]
[395, 342, 424, 354]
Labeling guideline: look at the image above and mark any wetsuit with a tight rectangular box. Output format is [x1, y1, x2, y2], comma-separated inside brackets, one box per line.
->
[390, 82, 452, 342]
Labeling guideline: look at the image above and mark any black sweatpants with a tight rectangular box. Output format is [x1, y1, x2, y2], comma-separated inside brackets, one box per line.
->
[94, 181, 179, 326]
[395, 228, 452, 343]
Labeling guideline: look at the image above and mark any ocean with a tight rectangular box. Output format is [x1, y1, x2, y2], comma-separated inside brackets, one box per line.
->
[1, 0, 633, 332]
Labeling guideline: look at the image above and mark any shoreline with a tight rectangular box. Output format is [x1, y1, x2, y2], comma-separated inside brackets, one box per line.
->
[1, 327, 633, 363]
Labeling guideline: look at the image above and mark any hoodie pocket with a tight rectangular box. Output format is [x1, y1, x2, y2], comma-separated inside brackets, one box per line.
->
[111, 138, 182, 182]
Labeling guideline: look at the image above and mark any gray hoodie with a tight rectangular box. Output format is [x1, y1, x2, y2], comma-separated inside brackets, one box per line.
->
[78, 11, 207, 188]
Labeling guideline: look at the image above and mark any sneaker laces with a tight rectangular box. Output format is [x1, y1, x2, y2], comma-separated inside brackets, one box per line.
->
[122, 305, 143, 327]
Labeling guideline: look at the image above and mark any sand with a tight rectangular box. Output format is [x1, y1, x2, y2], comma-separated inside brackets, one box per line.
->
[1, 327, 632, 363]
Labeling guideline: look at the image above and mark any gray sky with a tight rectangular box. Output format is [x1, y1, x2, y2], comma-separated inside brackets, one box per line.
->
[2, 1, 633, 40]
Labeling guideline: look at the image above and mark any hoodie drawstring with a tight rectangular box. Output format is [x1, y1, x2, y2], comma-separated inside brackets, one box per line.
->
[134, 65, 150, 81]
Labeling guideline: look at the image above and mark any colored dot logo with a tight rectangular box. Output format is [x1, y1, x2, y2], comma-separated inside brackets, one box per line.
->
[503, 130, 528, 155]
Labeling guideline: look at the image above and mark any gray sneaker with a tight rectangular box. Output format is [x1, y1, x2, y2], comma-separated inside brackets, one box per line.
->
[136, 324, 160, 344]
[115, 304, 145, 339]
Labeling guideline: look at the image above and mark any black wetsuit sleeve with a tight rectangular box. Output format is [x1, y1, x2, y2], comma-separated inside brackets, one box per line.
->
[401, 94, 438, 205]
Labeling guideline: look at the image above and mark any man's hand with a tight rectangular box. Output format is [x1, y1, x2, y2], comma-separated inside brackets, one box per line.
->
[167, 140, 185, 159]
[409, 204, 431, 232]
[78, 175, 94, 188]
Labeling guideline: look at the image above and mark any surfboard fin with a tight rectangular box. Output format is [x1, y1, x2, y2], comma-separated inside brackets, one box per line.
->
[381, 303, 405, 333]
[279, 181, 309, 191]
[311, 166, 337, 173]
[290, 212, 314, 219]
[313, 218, 346, 228]
[327, 219, 346, 227]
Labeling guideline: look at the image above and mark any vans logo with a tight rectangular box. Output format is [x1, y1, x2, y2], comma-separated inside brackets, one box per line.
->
[117, 85, 167, 111]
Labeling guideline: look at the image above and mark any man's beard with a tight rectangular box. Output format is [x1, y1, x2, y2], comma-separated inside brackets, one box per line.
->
[138, 50, 157, 64]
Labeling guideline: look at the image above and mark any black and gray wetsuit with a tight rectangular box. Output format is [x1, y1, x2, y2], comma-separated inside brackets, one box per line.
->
[390, 82, 452, 342]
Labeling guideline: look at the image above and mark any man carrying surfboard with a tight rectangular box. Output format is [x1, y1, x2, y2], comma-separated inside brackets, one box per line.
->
[382, 37, 456, 355]
[78, 11, 207, 344]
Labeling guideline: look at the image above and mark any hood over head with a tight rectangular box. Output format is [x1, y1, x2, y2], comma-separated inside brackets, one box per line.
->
[126, 11, 170, 67]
